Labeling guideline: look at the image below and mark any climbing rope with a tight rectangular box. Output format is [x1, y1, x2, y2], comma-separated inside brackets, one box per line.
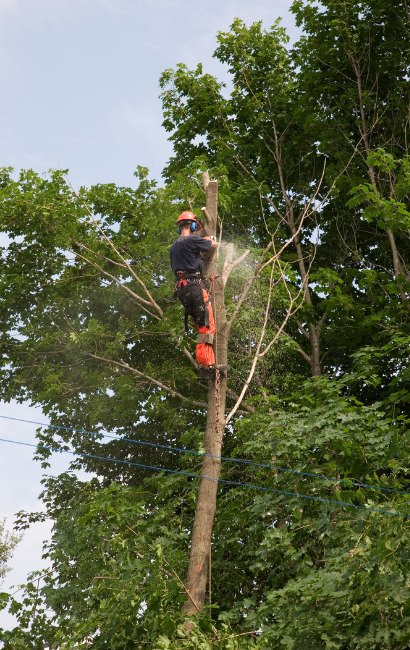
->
[215, 366, 221, 443]
[208, 273, 221, 609]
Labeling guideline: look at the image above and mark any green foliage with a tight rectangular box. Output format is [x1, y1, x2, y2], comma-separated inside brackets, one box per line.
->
[348, 151, 410, 232]
[0, 166, 211, 480]
[0, 520, 20, 640]
[2, 379, 408, 648]
[0, 520, 20, 584]
[159, 5, 409, 386]
[1, 0, 409, 647]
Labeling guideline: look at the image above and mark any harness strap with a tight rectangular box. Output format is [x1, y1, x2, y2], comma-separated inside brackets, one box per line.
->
[197, 332, 214, 345]
[176, 270, 201, 282]
[202, 291, 210, 327]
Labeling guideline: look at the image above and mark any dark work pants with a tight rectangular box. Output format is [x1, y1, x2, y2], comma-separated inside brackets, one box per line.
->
[176, 283, 206, 328]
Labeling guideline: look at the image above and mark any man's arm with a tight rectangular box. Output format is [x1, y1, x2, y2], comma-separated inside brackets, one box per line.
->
[202, 236, 219, 249]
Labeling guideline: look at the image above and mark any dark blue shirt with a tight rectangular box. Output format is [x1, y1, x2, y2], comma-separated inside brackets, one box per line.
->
[170, 235, 213, 277]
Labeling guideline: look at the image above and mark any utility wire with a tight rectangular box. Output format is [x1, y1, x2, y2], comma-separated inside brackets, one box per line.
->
[0, 436, 408, 519]
[0, 414, 408, 497]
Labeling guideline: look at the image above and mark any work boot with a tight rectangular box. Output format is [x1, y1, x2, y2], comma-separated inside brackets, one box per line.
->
[197, 364, 227, 379]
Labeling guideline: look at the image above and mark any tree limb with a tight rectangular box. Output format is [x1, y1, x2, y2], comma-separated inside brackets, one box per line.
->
[70, 184, 163, 317]
[226, 210, 308, 333]
[225, 263, 302, 424]
[86, 353, 208, 409]
[73, 248, 161, 321]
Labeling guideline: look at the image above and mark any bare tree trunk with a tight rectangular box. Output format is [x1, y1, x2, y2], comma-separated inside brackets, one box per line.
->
[288, 212, 322, 377]
[182, 177, 228, 615]
[309, 324, 321, 376]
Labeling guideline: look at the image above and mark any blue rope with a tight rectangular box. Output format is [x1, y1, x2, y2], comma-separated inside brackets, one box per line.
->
[0, 414, 408, 497]
[0, 436, 407, 519]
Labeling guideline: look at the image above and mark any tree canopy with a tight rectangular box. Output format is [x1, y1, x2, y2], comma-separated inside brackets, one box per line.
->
[0, 0, 409, 647]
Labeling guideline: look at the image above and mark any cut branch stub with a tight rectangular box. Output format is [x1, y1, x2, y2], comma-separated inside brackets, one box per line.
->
[202, 170, 210, 192]
[201, 178, 218, 237]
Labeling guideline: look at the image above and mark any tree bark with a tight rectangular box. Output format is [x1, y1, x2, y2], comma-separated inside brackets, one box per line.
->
[182, 177, 228, 615]
[288, 212, 322, 377]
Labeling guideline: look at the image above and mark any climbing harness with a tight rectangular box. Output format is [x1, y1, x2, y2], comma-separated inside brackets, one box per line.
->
[175, 271, 215, 367]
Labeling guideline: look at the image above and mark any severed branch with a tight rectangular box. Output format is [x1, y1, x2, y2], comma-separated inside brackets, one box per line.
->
[201, 206, 211, 222]
[86, 352, 208, 409]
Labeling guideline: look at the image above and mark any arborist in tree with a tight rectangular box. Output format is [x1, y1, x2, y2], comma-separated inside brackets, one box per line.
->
[170, 211, 219, 368]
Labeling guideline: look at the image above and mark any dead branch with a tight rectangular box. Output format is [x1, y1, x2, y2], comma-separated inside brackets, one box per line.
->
[225, 264, 276, 425]
[73, 249, 161, 321]
[259, 265, 305, 359]
[86, 353, 208, 409]
[226, 208, 308, 333]
[70, 183, 163, 317]
[225, 261, 301, 424]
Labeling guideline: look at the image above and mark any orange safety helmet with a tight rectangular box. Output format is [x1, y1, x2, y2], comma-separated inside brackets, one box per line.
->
[176, 211, 202, 232]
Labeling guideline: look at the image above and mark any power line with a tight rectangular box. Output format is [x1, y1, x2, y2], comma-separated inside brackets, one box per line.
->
[0, 414, 408, 497]
[0, 436, 408, 519]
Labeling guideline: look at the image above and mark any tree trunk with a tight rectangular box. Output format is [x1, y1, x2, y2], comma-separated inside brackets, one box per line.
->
[182, 178, 228, 615]
[349, 52, 409, 304]
[309, 324, 321, 376]
[288, 213, 322, 377]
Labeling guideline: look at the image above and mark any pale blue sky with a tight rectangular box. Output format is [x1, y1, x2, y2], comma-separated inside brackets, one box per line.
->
[0, 0, 296, 630]
[1, 0, 297, 185]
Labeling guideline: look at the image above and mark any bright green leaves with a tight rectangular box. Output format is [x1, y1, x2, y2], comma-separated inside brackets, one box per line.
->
[1, 3, 409, 647]
[160, 63, 227, 181]
[254, 513, 409, 649]
[215, 18, 291, 110]
[0, 166, 209, 480]
[216, 376, 409, 648]
[2, 376, 409, 647]
[3, 481, 190, 648]
[235, 376, 408, 507]
[158, 8, 408, 393]
[0, 520, 20, 585]
[348, 151, 410, 232]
